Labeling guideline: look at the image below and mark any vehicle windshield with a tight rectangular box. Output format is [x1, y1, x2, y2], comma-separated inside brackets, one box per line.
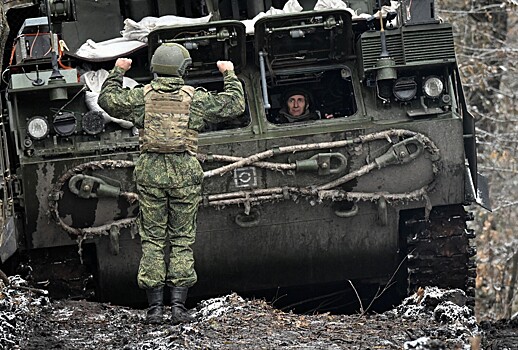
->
[266, 68, 357, 125]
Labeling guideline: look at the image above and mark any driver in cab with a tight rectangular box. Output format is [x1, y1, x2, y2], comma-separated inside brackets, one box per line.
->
[273, 88, 320, 124]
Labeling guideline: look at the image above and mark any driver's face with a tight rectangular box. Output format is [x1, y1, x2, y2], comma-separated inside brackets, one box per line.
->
[287, 94, 307, 117]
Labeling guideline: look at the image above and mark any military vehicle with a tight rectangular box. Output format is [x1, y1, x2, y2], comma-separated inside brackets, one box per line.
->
[0, 0, 489, 309]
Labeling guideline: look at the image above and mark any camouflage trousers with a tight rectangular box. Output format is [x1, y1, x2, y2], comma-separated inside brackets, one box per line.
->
[136, 183, 200, 290]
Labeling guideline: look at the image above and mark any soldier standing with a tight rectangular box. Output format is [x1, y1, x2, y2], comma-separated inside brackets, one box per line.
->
[98, 43, 245, 325]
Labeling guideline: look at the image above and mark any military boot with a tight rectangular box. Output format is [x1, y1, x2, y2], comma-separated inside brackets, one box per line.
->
[145, 287, 164, 324]
[170, 286, 194, 325]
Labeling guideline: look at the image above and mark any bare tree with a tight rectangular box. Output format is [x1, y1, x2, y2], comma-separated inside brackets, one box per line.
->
[437, 0, 518, 321]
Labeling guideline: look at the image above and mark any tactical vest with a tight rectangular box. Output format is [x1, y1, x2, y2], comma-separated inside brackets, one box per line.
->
[141, 84, 198, 154]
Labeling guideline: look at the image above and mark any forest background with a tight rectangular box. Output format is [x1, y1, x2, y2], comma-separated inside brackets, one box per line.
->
[436, 0, 518, 321]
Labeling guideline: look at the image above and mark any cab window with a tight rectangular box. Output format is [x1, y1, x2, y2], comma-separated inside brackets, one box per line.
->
[266, 68, 357, 125]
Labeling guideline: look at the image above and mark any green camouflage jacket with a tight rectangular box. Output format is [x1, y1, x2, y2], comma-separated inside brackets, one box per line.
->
[98, 66, 245, 188]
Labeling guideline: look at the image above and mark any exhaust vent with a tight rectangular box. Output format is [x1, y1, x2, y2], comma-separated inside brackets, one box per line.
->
[360, 24, 456, 74]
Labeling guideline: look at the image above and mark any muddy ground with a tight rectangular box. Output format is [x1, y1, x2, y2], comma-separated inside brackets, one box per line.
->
[1, 276, 517, 350]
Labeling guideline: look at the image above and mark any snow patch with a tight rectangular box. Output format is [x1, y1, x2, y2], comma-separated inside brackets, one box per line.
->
[194, 293, 245, 320]
[389, 287, 480, 348]
[404, 336, 430, 349]
[0, 276, 51, 349]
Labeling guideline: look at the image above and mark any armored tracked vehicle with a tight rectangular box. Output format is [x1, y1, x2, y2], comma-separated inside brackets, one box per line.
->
[0, 0, 489, 309]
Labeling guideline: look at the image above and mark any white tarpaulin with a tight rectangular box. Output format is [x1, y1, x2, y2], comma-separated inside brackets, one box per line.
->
[314, 0, 400, 19]
[314, 0, 357, 15]
[81, 69, 138, 129]
[243, 0, 399, 33]
[75, 37, 146, 61]
[242, 0, 302, 34]
[121, 14, 213, 42]
[73, 0, 399, 60]
[74, 14, 212, 60]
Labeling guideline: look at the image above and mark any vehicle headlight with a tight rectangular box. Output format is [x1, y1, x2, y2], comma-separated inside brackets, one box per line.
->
[27, 116, 49, 139]
[423, 76, 444, 98]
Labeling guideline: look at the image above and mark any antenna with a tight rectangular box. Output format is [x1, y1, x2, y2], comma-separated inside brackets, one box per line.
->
[379, 13, 390, 58]
[375, 12, 396, 102]
[32, 65, 45, 86]
[44, 0, 64, 81]
[43, 0, 68, 100]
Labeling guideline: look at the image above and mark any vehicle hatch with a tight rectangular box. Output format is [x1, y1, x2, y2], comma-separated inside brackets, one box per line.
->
[254, 9, 354, 73]
[147, 20, 246, 79]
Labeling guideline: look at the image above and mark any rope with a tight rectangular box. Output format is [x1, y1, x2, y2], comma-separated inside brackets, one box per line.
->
[48, 129, 441, 237]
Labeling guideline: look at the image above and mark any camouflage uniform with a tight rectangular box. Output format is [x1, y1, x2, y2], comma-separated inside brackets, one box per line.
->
[99, 67, 245, 289]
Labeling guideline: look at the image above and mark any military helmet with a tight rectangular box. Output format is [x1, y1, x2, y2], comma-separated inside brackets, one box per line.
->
[150, 43, 192, 76]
